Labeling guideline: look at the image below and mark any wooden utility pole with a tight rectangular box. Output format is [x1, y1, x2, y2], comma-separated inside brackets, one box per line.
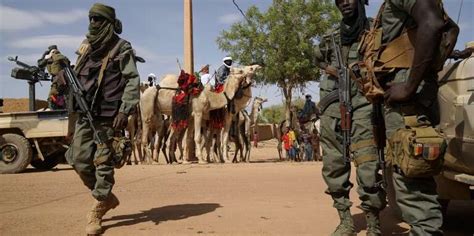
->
[184, 0, 196, 161]
[184, 0, 194, 73]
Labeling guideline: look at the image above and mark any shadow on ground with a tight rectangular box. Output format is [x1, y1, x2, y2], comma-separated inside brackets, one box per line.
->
[102, 203, 222, 232]
[22, 166, 74, 174]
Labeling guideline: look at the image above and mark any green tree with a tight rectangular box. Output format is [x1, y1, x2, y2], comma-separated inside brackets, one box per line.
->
[217, 0, 339, 125]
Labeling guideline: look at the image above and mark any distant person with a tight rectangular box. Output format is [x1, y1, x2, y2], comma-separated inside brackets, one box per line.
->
[147, 73, 156, 87]
[282, 127, 297, 161]
[38, 45, 67, 110]
[216, 56, 232, 86]
[302, 129, 313, 161]
[311, 128, 321, 161]
[253, 131, 259, 148]
[299, 94, 317, 123]
[199, 64, 215, 87]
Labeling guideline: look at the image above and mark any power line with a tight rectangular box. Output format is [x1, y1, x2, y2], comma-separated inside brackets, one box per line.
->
[232, 0, 251, 23]
[456, 0, 464, 25]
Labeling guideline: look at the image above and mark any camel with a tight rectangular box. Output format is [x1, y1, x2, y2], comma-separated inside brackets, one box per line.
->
[140, 65, 260, 164]
[249, 97, 268, 128]
[230, 97, 267, 163]
[220, 66, 262, 163]
[228, 110, 251, 163]
[126, 83, 154, 165]
[126, 104, 143, 164]
[193, 65, 261, 163]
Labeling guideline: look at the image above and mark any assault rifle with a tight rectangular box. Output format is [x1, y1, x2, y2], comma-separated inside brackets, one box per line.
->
[60, 61, 106, 145]
[373, 100, 387, 189]
[8, 56, 51, 111]
[351, 63, 388, 188]
[330, 33, 352, 163]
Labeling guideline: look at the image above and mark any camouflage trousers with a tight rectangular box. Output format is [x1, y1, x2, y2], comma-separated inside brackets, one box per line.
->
[384, 69, 443, 235]
[66, 116, 116, 201]
[321, 104, 387, 212]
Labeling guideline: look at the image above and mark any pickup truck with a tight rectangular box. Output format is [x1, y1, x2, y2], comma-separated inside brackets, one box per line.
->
[0, 110, 69, 174]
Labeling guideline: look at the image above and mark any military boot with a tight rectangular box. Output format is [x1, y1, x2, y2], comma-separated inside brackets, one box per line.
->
[332, 209, 356, 236]
[85, 193, 120, 235]
[365, 211, 382, 236]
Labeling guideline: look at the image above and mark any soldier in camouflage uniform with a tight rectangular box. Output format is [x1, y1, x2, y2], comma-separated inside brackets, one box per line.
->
[60, 3, 140, 235]
[379, 0, 458, 235]
[316, 0, 386, 235]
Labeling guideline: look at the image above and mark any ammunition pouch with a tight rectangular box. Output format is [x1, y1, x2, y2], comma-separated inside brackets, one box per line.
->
[112, 136, 132, 169]
[387, 116, 446, 178]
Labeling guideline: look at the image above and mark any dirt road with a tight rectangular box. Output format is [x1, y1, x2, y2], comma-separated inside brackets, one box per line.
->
[0, 141, 473, 235]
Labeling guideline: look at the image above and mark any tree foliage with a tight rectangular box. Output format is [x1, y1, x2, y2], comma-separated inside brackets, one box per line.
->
[217, 0, 339, 124]
[217, 0, 339, 87]
[260, 98, 306, 124]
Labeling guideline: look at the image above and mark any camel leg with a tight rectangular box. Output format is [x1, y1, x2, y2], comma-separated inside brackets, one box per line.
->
[141, 123, 152, 165]
[132, 126, 143, 165]
[221, 115, 233, 163]
[152, 133, 159, 163]
[168, 129, 179, 164]
[193, 113, 206, 163]
[203, 129, 212, 163]
[160, 123, 171, 164]
[177, 129, 185, 162]
[243, 132, 250, 163]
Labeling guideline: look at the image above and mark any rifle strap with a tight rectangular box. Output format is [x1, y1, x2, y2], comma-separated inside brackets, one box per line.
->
[317, 90, 339, 114]
[91, 39, 127, 109]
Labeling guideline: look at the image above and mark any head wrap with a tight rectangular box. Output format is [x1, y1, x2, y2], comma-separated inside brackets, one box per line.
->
[86, 3, 122, 49]
[199, 64, 210, 73]
[339, 0, 369, 46]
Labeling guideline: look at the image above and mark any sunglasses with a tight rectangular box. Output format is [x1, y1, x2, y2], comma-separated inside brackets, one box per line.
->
[89, 15, 106, 22]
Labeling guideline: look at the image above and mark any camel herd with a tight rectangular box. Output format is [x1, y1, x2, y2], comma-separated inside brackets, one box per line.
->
[124, 64, 321, 165]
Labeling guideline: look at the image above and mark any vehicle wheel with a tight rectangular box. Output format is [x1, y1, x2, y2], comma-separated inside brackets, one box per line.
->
[30, 150, 65, 170]
[0, 134, 33, 174]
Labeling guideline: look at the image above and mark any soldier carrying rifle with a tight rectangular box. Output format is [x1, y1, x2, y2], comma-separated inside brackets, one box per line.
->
[316, 0, 386, 235]
[53, 3, 140, 235]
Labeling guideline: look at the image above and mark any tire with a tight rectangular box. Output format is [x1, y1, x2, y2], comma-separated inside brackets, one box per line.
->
[0, 134, 33, 174]
[30, 149, 65, 170]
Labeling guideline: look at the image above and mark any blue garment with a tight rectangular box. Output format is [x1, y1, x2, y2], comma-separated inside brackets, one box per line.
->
[216, 64, 230, 85]
[288, 147, 297, 160]
[304, 142, 313, 161]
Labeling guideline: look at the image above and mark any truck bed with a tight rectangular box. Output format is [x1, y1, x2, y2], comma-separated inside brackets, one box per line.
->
[0, 110, 69, 138]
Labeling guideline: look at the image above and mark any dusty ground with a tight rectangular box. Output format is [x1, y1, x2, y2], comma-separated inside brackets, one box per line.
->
[0, 140, 473, 236]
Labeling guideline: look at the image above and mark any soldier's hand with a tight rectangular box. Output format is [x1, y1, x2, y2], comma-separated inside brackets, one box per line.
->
[113, 112, 129, 130]
[324, 65, 338, 78]
[384, 82, 415, 104]
[449, 48, 473, 60]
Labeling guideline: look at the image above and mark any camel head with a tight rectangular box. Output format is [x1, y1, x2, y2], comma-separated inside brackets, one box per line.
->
[253, 96, 268, 111]
[242, 64, 262, 85]
[226, 64, 262, 96]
